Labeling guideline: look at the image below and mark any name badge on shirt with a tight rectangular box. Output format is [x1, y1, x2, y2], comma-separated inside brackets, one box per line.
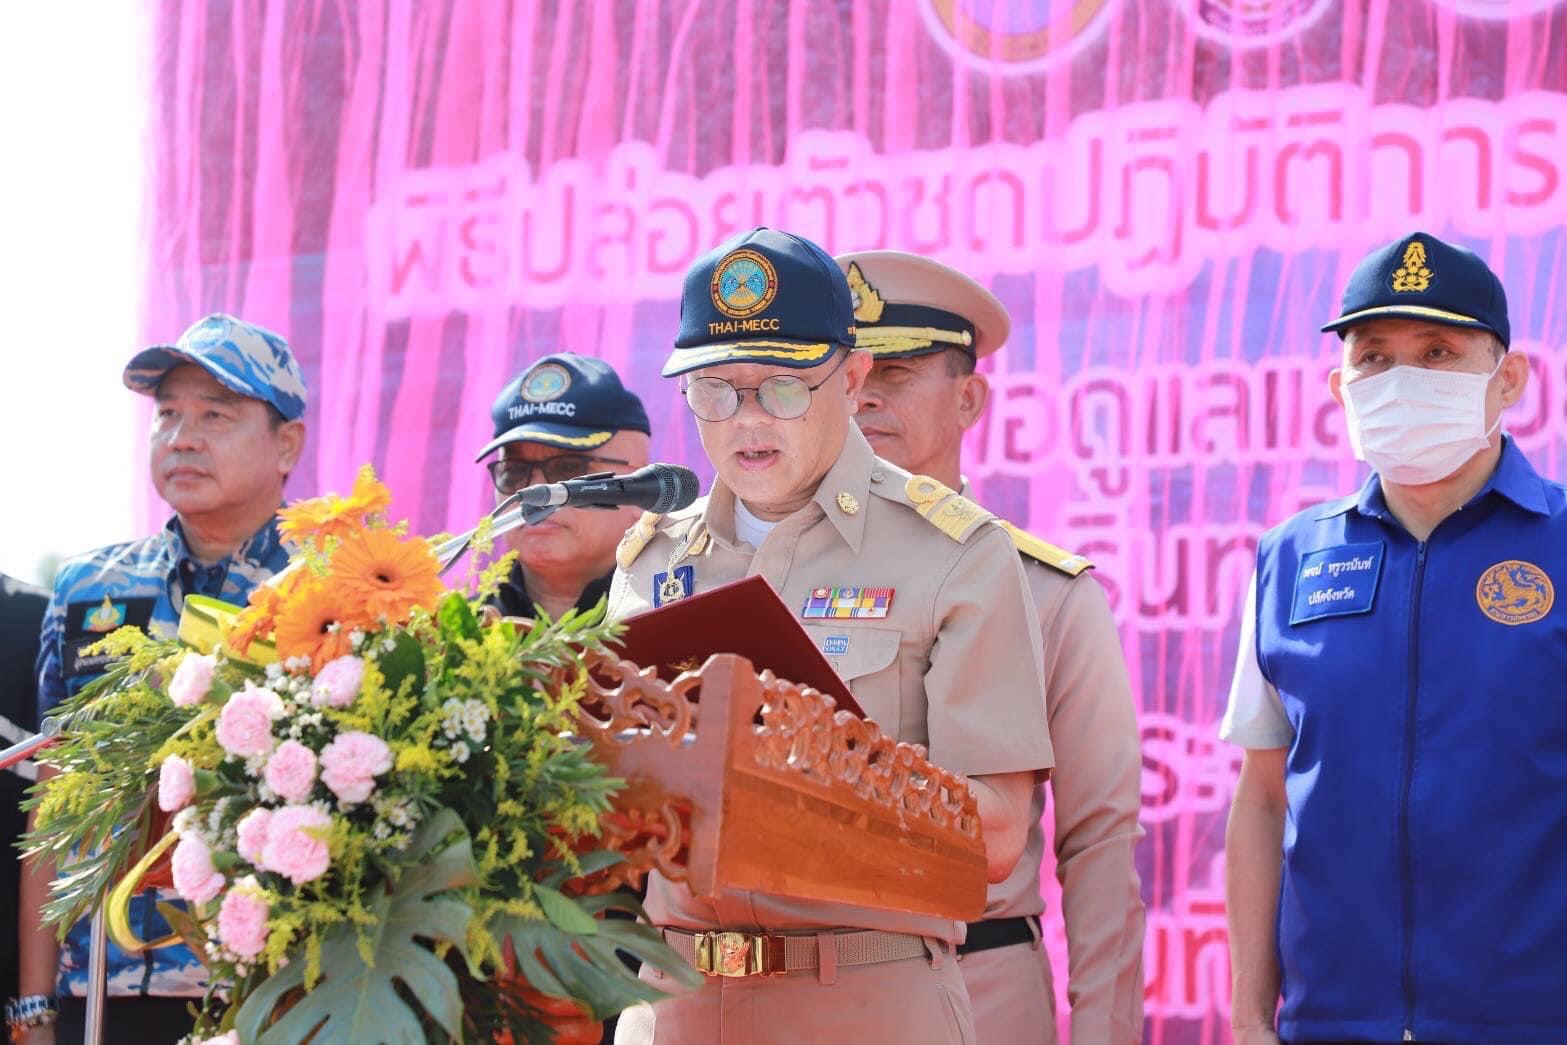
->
[62, 596, 158, 683]
[1290, 542, 1383, 625]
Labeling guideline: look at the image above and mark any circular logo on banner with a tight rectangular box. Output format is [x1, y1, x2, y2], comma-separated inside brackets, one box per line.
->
[1428, 0, 1560, 18]
[1475, 560, 1555, 626]
[521, 363, 571, 402]
[710, 250, 778, 319]
[920, 0, 1115, 75]
[1179, 0, 1333, 47]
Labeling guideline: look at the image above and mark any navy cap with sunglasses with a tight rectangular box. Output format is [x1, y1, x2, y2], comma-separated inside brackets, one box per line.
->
[476, 352, 650, 461]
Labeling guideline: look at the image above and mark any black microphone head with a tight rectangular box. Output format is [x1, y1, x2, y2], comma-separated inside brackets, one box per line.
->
[648, 463, 701, 514]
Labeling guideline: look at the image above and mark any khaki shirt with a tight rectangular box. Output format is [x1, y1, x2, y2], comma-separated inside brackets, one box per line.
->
[607, 426, 1052, 944]
[963, 485, 1146, 1042]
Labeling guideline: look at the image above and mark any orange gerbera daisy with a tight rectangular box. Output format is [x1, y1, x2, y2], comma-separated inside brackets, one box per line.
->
[328, 528, 444, 624]
[226, 582, 286, 655]
[278, 467, 394, 545]
[272, 580, 368, 671]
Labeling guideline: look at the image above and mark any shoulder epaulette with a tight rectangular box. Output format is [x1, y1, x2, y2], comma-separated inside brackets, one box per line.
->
[615, 511, 663, 570]
[903, 475, 996, 544]
[998, 520, 1094, 577]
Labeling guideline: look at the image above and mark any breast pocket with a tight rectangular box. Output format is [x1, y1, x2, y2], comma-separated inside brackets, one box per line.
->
[801, 624, 903, 736]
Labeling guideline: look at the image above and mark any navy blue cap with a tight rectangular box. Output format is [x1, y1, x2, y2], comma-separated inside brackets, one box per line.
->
[663, 227, 857, 378]
[476, 352, 650, 461]
[124, 313, 309, 420]
[1322, 232, 1510, 347]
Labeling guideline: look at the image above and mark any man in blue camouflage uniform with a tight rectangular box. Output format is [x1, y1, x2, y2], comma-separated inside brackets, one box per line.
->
[13, 314, 307, 1045]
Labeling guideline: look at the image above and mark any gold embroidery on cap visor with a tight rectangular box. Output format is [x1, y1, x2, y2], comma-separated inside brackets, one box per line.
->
[1476, 559, 1554, 626]
[1325, 303, 1488, 330]
[662, 339, 836, 376]
[857, 326, 975, 356]
[710, 249, 780, 319]
[505, 428, 613, 449]
[1392, 241, 1434, 293]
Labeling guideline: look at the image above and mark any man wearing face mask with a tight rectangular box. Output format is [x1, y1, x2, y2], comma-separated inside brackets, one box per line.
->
[608, 228, 1052, 1043]
[1221, 233, 1563, 1044]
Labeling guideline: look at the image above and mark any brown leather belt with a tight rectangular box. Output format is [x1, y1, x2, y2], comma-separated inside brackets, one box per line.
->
[662, 927, 928, 978]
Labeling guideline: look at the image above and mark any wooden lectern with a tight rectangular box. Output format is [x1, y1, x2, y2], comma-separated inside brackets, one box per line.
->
[562, 577, 988, 922]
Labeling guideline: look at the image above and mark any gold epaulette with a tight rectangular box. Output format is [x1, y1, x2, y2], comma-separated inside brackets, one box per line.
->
[616, 511, 663, 570]
[998, 520, 1093, 577]
[903, 475, 995, 544]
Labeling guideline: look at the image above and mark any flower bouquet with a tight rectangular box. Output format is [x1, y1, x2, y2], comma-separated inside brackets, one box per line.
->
[23, 467, 699, 1043]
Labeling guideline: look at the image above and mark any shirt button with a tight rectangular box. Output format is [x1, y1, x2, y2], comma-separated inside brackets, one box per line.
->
[870, 469, 885, 483]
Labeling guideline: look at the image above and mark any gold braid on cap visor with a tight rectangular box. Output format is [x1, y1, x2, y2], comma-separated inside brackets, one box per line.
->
[858, 326, 974, 356]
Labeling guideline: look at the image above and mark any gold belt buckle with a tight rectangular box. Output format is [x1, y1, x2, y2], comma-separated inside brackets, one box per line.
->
[693, 931, 773, 977]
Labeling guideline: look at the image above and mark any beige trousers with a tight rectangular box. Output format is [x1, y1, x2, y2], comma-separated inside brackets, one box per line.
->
[959, 939, 1058, 1044]
[616, 940, 975, 1044]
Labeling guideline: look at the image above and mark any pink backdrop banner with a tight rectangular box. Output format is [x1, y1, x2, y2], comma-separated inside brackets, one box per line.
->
[139, 2, 1567, 1041]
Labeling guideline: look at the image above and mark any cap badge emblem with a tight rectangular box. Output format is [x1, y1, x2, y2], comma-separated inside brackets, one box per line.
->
[1476, 560, 1554, 626]
[1391, 241, 1433, 293]
[711, 249, 778, 319]
[845, 262, 885, 323]
[521, 362, 572, 402]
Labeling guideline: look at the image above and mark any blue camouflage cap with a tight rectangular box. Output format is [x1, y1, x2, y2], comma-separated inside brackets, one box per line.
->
[123, 313, 309, 419]
[663, 227, 858, 378]
[476, 352, 650, 460]
[1321, 232, 1510, 348]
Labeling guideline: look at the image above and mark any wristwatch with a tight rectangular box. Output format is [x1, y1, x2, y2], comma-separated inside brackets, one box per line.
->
[4, 995, 58, 1041]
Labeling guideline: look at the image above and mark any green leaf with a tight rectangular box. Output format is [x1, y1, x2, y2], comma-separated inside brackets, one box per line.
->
[494, 891, 702, 1021]
[436, 592, 480, 643]
[377, 631, 427, 696]
[235, 809, 478, 1045]
[532, 884, 598, 936]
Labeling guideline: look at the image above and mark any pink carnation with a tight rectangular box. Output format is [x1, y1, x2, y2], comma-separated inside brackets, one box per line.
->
[264, 740, 318, 803]
[216, 881, 270, 959]
[157, 754, 196, 812]
[170, 834, 226, 905]
[216, 682, 285, 759]
[311, 655, 365, 708]
[235, 807, 272, 865]
[259, 804, 332, 885]
[168, 652, 217, 707]
[319, 731, 393, 805]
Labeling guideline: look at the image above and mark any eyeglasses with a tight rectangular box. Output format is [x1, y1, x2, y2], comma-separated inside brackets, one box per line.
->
[680, 350, 850, 422]
[486, 454, 630, 494]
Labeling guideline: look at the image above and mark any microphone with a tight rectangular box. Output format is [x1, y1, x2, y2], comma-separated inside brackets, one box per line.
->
[514, 463, 700, 514]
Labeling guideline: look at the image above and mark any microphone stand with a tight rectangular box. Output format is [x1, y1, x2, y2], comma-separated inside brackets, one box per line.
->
[432, 494, 564, 576]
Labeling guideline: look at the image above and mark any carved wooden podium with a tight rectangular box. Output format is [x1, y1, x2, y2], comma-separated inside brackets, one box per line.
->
[559, 578, 989, 923]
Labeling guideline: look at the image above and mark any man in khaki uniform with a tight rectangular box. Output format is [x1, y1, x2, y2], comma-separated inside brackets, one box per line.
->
[840, 251, 1146, 1044]
[608, 227, 1053, 1044]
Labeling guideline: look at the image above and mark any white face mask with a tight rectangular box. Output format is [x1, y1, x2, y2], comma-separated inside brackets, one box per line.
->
[1342, 359, 1504, 486]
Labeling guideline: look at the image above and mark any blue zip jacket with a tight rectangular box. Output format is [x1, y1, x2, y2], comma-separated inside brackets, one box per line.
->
[1255, 436, 1567, 1043]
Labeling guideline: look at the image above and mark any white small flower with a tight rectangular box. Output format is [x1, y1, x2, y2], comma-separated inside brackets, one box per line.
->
[349, 630, 366, 650]
[172, 807, 200, 837]
[450, 742, 470, 764]
[373, 822, 392, 840]
[264, 662, 284, 681]
[380, 638, 397, 654]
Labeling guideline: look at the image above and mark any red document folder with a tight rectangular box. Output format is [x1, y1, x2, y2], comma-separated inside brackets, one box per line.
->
[611, 574, 867, 719]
